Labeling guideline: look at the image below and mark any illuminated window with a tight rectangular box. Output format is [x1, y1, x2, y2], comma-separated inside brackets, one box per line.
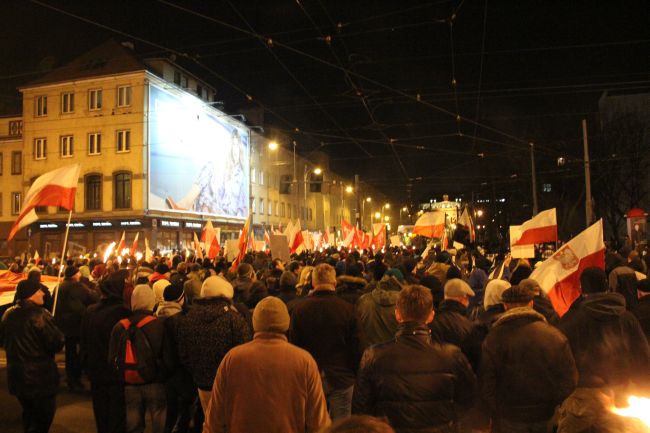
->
[88, 133, 101, 155]
[251, 168, 256, 184]
[35, 95, 47, 116]
[259, 198, 264, 215]
[85, 174, 102, 211]
[259, 171, 264, 185]
[34, 138, 47, 160]
[11, 192, 21, 215]
[88, 89, 103, 110]
[114, 172, 131, 209]
[116, 130, 130, 153]
[60, 135, 73, 158]
[117, 86, 132, 107]
[61, 92, 74, 113]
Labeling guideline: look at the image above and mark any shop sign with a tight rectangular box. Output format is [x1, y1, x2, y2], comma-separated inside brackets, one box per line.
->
[185, 222, 202, 228]
[92, 221, 113, 227]
[39, 223, 59, 229]
[161, 220, 180, 228]
[120, 221, 142, 226]
[66, 222, 85, 228]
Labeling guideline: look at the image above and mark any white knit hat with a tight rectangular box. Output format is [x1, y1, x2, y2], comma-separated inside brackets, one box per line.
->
[201, 276, 234, 299]
[131, 284, 156, 311]
[484, 279, 511, 308]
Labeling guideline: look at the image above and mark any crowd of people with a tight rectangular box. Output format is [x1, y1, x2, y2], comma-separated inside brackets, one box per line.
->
[1, 241, 650, 433]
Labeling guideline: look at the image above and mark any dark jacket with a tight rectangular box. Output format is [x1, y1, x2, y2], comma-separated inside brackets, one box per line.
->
[108, 309, 174, 384]
[290, 289, 363, 390]
[633, 295, 650, 339]
[353, 323, 476, 433]
[533, 295, 560, 325]
[464, 304, 505, 371]
[81, 297, 130, 384]
[481, 307, 577, 423]
[429, 299, 475, 350]
[232, 276, 268, 308]
[13, 282, 53, 312]
[356, 276, 402, 348]
[558, 292, 650, 387]
[54, 279, 98, 337]
[177, 297, 251, 390]
[336, 275, 367, 305]
[1, 300, 64, 397]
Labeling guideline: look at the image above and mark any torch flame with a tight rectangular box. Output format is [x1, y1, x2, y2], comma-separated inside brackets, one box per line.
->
[103, 242, 116, 263]
[612, 396, 650, 429]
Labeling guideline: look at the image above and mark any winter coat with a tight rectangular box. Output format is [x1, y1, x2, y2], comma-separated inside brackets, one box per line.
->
[533, 294, 560, 325]
[463, 304, 505, 371]
[158, 303, 196, 399]
[108, 309, 175, 384]
[232, 276, 268, 308]
[1, 300, 64, 397]
[356, 276, 403, 348]
[54, 279, 98, 337]
[290, 289, 363, 390]
[558, 292, 650, 387]
[204, 333, 330, 433]
[481, 307, 578, 423]
[177, 297, 251, 390]
[353, 322, 476, 433]
[335, 275, 367, 305]
[429, 299, 475, 351]
[608, 265, 639, 310]
[81, 297, 130, 385]
[633, 295, 650, 339]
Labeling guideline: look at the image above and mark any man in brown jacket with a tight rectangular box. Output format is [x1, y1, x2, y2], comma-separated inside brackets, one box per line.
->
[204, 296, 330, 433]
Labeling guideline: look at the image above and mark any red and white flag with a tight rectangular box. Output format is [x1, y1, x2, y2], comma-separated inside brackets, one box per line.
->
[33, 250, 41, 265]
[231, 214, 252, 271]
[458, 208, 476, 243]
[264, 230, 271, 249]
[193, 232, 204, 260]
[341, 219, 355, 247]
[512, 208, 557, 246]
[144, 237, 153, 262]
[413, 211, 446, 239]
[131, 232, 139, 253]
[530, 219, 605, 316]
[202, 220, 221, 259]
[7, 164, 81, 241]
[116, 231, 127, 255]
[290, 221, 304, 253]
[372, 223, 386, 249]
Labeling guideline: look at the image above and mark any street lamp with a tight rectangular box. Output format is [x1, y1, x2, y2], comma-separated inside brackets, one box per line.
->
[384, 216, 390, 222]
[476, 209, 484, 218]
[374, 212, 381, 220]
[345, 185, 354, 194]
[268, 141, 278, 151]
[303, 165, 324, 224]
[313, 167, 322, 175]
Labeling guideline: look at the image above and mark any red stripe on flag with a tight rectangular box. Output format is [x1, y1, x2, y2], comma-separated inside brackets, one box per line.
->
[8, 184, 76, 241]
[413, 224, 445, 239]
[514, 225, 557, 246]
[547, 248, 605, 316]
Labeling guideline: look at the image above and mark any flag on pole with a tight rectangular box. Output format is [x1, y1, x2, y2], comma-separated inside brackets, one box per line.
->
[116, 231, 126, 255]
[530, 219, 605, 316]
[33, 250, 41, 265]
[144, 237, 153, 262]
[131, 232, 139, 253]
[512, 208, 558, 246]
[231, 214, 252, 272]
[371, 223, 386, 249]
[457, 208, 476, 243]
[7, 163, 81, 241]
[441, 230, 449, 250]
[193, 232, 204, 260]
[202, 220, 221, 259]
[413, 211, 446, 238]
[290, 220, 304, 254]
[264, 230, 271, 249]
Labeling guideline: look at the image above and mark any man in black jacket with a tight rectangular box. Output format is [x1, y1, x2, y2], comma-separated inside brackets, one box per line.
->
[429, 278, 475, 351]
[2, 279, 65, 433]
[291, 263, 363, 420]
[632, 278, 650, 339]
[353, 284, 476, 433]
[81, 272, 130, 433]
[481, 286, 577, 433]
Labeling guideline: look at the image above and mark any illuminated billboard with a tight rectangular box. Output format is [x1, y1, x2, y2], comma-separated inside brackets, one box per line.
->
[147, 83, 250, 220]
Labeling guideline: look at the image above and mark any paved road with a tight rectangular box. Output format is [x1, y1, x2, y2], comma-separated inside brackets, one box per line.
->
[0, 350, 96, 433]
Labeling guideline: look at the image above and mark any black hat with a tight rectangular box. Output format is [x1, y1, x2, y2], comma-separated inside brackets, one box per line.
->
[163, 283, 184, 302]
[638, 279, 650, 294]
[64, 266, 80, 279]
[155, 263, 170, 274]
[502, 285, 534, 304]
[15, 280, 41, 301]
[580, 267, 608, 294]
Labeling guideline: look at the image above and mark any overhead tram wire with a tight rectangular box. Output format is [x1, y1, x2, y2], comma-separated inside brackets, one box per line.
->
[448, 16, 461, 135]
[471, 0, 489, 152]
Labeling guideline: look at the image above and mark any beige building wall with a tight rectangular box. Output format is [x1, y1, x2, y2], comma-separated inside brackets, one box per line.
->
[0, 116, 25, 223]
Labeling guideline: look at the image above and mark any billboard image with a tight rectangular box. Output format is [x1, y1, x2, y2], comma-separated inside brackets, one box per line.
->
[148, 84, 249, 219]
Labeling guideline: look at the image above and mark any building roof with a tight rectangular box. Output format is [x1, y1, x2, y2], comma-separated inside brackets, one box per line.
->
[21, 40, 146, 89]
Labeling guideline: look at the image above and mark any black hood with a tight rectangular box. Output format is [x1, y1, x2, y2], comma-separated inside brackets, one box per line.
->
[580, 292, 626, 321]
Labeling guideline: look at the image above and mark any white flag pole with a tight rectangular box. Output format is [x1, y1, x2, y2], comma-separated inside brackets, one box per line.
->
[52, 208, 73, 316]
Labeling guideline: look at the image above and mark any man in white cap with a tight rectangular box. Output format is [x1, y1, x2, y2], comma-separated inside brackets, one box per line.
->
[429, 278, 476, 351]
[204, 296, 329, 433]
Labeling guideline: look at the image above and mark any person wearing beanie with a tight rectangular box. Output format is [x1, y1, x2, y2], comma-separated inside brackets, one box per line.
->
[429, 279, 476, 355]
[14, 269, 54, 312]
[335, 263, 367, 305]
[177, 275, 251, 412]
[518, 278, 559, 325]
[277, 270, 299, 307]
[232, 262, 268, 308]
[2, 279, 64, 433]
[108, 283, 173, 433]
[633, 279, 650, 338]
[81, 275, 130, 433]
[204, 297, 329, 433]
[481, 285, 577, 432]
[558, 267, 649, 393]
[155, 284, 185, 318]
[290, 264, 362, 420]
[54, 264, 98, 390]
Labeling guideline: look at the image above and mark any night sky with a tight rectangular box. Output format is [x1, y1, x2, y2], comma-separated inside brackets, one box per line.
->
[2, 0, 648, 209]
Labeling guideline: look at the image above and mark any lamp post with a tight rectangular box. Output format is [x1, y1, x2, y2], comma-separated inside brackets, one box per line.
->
[363, 197, 372, 230]
[303, 165, 322, 224]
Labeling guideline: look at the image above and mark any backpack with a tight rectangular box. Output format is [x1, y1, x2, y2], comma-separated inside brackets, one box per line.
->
[114, 316, 158, 384]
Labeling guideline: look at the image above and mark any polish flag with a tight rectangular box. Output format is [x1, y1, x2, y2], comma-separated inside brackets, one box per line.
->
[264, 230, 271, 249]
[193, 232, 204, 260]
[230, 214, 252, 271]
[33, 250, 41, 265]
[202, 220, 221, 259]
[131, 233, 139, 253]
[512, 208, 558, 246]
[290, 220, 304, 253]
[372, 223, 386, 249]
[530, 219, 605, 316]
[413, 211, 446, 239]
[7, 164, 81, 241]
[116, 232, 127, 255]
[457, 208, 476, 243]
[341, 219, 355, 248]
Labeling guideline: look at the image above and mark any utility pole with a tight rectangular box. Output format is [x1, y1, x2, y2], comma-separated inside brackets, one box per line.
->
[354, 174, 360, 229]
[582, 119, 593, 227]
[530, 142, 539, 216]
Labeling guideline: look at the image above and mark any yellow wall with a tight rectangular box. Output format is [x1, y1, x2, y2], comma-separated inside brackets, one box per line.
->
[0, 116, 24, 221]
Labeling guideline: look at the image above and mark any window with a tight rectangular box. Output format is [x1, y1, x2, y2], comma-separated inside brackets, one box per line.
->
[280, 202, 285, 217]
[8, 120, 22, 137]
[114, 172, 131, 209]
[61, 92, 74, 113]
[35, 95, 47, 116]
[274, 201, 279, 216]
[543, 183, 552, 193]
[251, 168, 256, 184]
[280, 175, 292, 194]
[117, 86, 132, 107]
[259, 198, 264, 215]
[268, 201, 273, 216]
[196, 84, 203, 99]
[11, 151, 21, 174]
[251, 197, 256, 214]
[288, 204, 292, 219]
[0, 152, 3, 175]
[88, 133, 101, 155]
[116, 130, 131, 152]
[181, 75, 188, 88]
[34, 138, 47, 160]
[173, 71, 181, 85]
[309, 208, 313, 221]
[88, 89, 103, 110]
[309, 173, 323, 193]
[259, 171, 264, 185]
[11, 192, 21, 215]
[60, 135, 73, 158]
[85, 174, 102, 210]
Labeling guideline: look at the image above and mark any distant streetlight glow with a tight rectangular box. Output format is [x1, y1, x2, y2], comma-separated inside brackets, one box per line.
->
[477, 209, 484, 217]
[374, 212, 381, 220]
[384, 203, 390, 209]
[384, 216, 390, 222]
[345, 186, 353, 194]
[313, 167, 322, 175]
[366, 197, 372, 202]
[268, 141, 278, 151]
